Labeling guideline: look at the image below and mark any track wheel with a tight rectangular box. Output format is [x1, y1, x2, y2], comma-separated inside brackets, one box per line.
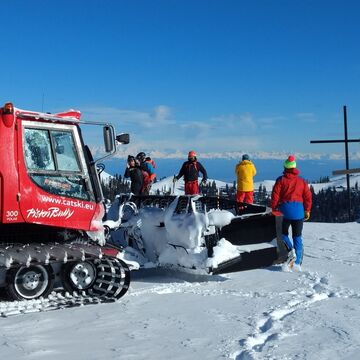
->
[61, 261, 97, 292]
[6, 265, 54, 301]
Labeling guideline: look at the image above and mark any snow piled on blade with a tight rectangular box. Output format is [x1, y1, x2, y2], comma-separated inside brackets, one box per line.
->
[206, 238, 241, 269]
[207, 209, 235, 227]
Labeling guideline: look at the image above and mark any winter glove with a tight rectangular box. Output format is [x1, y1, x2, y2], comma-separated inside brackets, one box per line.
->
[200, 179, 207, 186]
[304, 211, 310, 221]
[271, 209, 282, 216]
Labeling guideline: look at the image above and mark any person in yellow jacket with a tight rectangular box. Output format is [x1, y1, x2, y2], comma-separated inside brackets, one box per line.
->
[235, 154, 257, 204]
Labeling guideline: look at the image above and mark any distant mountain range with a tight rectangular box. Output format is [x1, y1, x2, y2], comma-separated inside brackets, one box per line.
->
[92, 147, 360, 161]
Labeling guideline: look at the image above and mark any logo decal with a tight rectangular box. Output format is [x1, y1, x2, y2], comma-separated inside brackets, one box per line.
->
[26, 207, 74, 220]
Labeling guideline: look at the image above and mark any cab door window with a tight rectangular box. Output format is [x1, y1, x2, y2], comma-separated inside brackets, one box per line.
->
[52, 131, 81, 171]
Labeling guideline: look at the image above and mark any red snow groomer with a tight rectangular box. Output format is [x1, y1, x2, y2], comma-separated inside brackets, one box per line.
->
[0, 102, 131, 301]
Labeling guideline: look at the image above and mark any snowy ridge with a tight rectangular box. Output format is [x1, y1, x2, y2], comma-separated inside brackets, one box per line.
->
[100, 166, 360, 195]
[99, 170, 113, 183]
[151, 176, 229, 195]
[152, 173, 360, 195]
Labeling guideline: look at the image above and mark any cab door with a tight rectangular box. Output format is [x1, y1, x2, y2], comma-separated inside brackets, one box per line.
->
[18, 121, 97, 230]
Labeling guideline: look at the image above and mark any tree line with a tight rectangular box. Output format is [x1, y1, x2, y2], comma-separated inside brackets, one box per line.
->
[101, 175, 360, 223]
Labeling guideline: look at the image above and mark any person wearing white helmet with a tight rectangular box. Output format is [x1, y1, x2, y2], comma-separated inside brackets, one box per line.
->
[173, 150, 208, 195]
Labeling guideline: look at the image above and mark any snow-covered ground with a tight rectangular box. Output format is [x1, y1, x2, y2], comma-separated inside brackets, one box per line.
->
[0, 221, 359, 360]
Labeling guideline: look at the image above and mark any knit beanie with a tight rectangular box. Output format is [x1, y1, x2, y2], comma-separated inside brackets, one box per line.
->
[284, 155, 296, 169]
[242, 154, 250, 161]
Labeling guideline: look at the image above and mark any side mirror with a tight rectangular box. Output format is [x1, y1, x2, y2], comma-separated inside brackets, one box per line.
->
[116, 133, 130, 145]
[103, 125, 115, 153]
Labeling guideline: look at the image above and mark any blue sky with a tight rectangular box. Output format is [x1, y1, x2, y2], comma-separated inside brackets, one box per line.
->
[2, 0, 360, 159]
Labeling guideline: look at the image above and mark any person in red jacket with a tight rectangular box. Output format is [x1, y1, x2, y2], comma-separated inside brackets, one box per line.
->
[271, 155, 312, 271]
[173, 150, 208, 195]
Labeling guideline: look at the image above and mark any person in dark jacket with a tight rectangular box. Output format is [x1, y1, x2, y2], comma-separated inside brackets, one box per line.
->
[124, 155, 144, 195]
[173, 150, 208, 195]
[271, 155, 312, 271]
[136, 152, 156, 195]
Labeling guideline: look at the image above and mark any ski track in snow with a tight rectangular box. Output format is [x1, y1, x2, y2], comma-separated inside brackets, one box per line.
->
[127, 279, 289, 300]
[233, 269, 360, 360]
[117, 259, 360, 359]
[126, 266, 360, 360]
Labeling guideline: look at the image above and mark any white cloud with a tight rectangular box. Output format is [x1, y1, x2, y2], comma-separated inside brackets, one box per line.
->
[154, 105, 172, 122]
[81, 105, 175, 129]
[210, 113, 257, 131]
[295, 112, 317, 123]
[258, 116, 286, 129]
[79, 105, 357, 159]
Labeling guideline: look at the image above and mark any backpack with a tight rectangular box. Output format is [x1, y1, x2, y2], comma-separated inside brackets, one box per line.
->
[145, 156, 156, 169]
[185, 160, 198, 173]
[144, 158, 156, 182]
[141, 169, 151, 185]
[140, 162, 155, 187]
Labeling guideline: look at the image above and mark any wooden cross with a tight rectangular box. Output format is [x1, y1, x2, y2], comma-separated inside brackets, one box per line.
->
[310, 106, 360, 221]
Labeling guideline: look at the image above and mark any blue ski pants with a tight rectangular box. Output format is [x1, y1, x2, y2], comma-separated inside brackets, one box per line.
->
[282, 218, 304, 265]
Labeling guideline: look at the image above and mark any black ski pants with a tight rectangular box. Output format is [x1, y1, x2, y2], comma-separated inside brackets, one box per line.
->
[282, 218, 303, 238]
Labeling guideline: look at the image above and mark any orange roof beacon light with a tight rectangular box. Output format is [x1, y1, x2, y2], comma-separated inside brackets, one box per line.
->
[3, 102, 14, 114]
[1, 102, 15, 127]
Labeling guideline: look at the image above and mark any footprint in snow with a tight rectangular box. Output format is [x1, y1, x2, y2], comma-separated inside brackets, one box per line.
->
[234, 271, 331, 359]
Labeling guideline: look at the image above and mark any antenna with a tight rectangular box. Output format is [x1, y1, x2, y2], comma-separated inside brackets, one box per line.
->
[41, 92, 45, 112]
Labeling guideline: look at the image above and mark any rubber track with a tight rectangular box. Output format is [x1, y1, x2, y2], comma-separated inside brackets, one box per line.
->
[0, 258, 130, 317]
[0, 243, 131, 305]
[0, 291, 118, 318]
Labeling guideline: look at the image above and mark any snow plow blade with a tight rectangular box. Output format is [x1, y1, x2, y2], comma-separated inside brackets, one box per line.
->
[220, 211, 277, 245]
[209, 210, 282, 275]
[211, 246, 278, 275]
